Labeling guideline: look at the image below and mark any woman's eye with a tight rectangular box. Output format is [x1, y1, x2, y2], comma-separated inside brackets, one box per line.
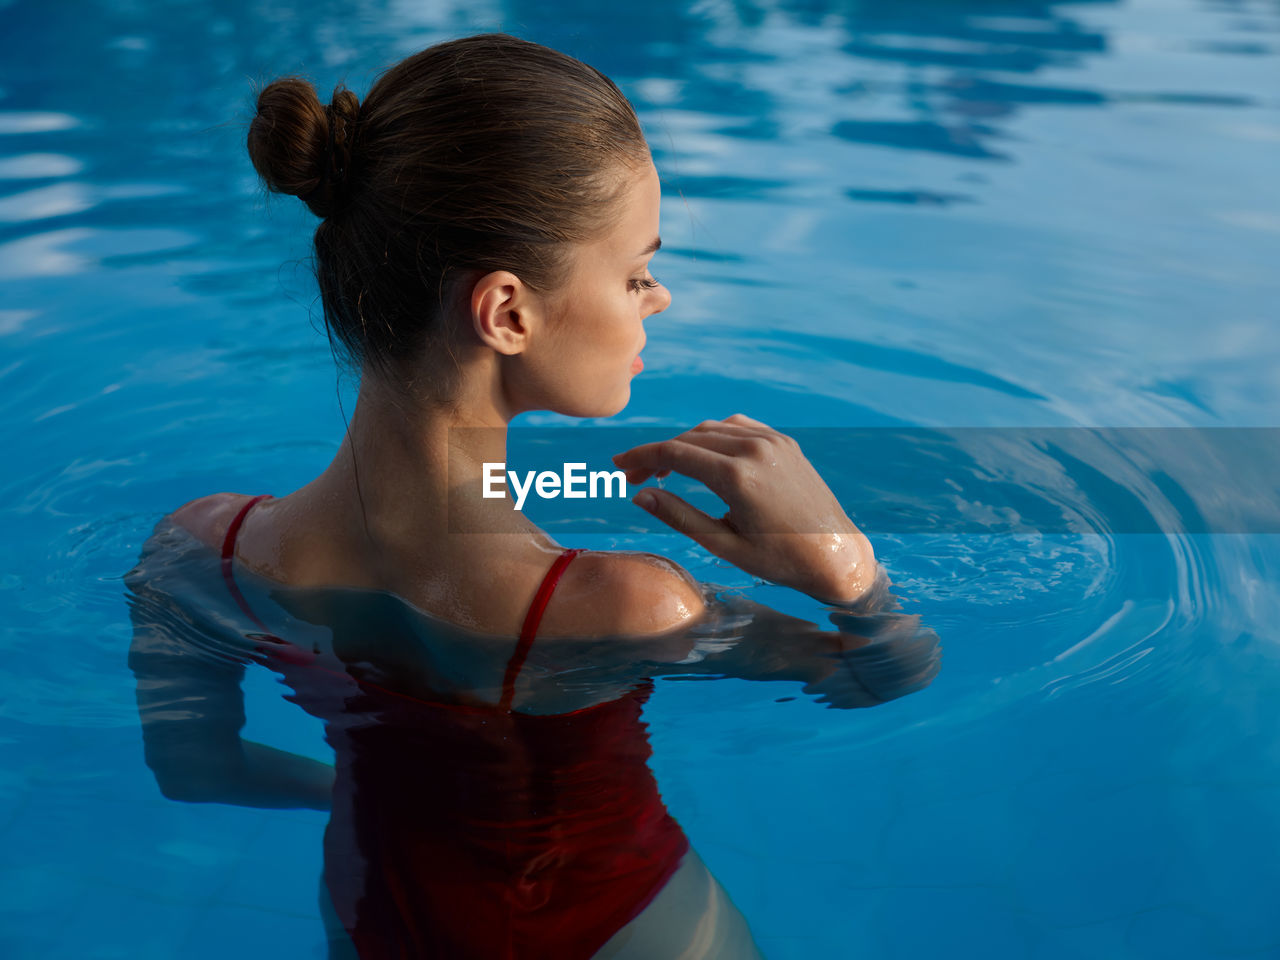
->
[629, 276, 660, 292]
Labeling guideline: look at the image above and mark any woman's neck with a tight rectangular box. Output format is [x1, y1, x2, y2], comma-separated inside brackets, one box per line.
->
[294, 374, 543, 553]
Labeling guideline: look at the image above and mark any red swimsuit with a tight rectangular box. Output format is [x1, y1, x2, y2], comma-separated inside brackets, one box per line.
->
[221, 494, 690, 959]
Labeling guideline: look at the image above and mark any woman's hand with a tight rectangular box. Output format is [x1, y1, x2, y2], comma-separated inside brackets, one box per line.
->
[801, 612, 942, 708]
[612, 414, 878, 604]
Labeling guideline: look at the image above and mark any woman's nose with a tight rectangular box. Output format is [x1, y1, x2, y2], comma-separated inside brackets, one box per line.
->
[647, 282, 672, 317]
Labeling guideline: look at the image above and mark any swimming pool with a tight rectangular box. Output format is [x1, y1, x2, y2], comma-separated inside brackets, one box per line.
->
[3, 0, 1279, 956]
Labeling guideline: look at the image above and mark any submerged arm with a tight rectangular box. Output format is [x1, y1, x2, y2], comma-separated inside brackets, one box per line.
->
[550, 561, 940, 710]
[665, 565, 941, 708]
[125, 537, 334, 810]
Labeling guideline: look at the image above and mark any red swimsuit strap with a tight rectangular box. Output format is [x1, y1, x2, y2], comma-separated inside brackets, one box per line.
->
[221, 492, 582, 714]
[220, 493, 276, 635]
[500, 547, 584, 712]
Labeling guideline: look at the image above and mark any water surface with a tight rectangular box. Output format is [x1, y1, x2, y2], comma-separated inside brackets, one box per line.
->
[2, 0, 1279, 957]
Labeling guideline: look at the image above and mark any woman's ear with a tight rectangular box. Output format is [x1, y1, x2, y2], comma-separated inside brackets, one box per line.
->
[470, 270, 545, 355]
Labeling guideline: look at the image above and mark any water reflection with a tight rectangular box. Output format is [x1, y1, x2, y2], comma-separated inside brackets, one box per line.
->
[3, 0, 1273, 427]
[124, 516, 938, 957]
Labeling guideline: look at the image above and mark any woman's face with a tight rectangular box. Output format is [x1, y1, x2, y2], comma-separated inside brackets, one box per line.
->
[534, 159, 671, 418]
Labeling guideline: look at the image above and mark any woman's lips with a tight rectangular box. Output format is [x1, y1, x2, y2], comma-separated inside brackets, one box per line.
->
[631, 354, 643, 373]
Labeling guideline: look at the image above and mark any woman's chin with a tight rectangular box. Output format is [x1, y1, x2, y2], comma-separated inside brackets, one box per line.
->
[594, 385, 631, 419]
[553, 386, 630, 420]
[600, 388, 630, 419]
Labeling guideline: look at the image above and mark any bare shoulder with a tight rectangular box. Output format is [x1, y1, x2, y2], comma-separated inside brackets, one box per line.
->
[126, 493, 248, 591]
[543, 549, 708, 639]
[164, 492, 252, 551]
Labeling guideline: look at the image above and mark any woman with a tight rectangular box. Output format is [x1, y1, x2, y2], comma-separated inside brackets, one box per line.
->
[126, 33, 939, 959]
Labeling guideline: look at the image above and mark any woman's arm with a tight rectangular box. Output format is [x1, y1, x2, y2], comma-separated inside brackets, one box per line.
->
[602, 414, 941, 706]
[539, 558, 939, 711]
[671, 581, 941, 709]
[125, 535, 334, 811]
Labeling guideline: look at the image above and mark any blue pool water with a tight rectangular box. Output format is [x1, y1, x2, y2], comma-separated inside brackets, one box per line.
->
[3, 0, 1280, 957]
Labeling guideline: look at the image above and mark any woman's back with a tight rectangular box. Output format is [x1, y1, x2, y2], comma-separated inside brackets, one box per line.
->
[173, 490, 707, 709]
[132, 478, 921, 960]
[147, 492, 694, 960]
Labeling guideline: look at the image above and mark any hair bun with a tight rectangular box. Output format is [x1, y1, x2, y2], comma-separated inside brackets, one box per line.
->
[247, 78, 360, 218]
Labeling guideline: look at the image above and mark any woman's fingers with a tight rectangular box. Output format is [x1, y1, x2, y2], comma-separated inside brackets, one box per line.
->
[676, 430, 767, 458]
[614, 413, 873, 602]
[723, 412, 775, 431]
[613, 417, 775, 465]
[632, 488, 742, 559]
[613, 423, 783, 487]
[612, 438, 739, 490]
[615, 446, 729, 485]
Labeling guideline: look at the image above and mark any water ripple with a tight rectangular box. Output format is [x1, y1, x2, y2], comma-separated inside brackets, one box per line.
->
[0, 111, 80, 134]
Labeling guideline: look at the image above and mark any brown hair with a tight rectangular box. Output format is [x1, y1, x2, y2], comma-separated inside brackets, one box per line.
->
[246, 33, 649, 402]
